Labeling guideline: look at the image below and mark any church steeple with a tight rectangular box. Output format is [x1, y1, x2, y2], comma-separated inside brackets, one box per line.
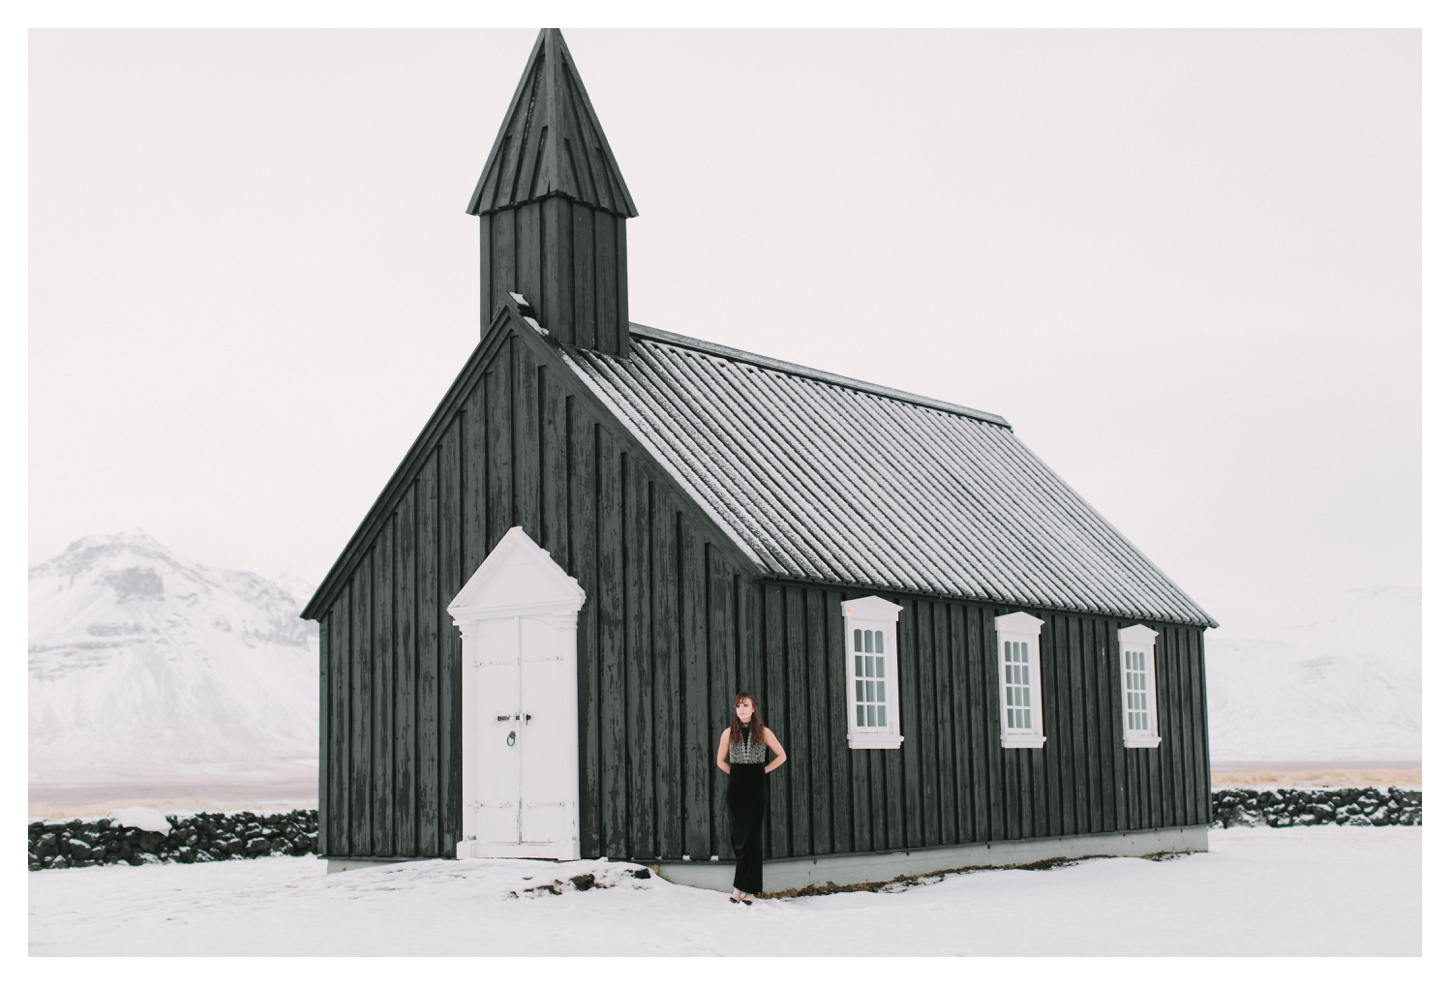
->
[469, 29, 636, 357]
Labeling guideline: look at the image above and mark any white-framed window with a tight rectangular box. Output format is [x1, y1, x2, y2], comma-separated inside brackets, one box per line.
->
[841, 596, 903, 750]
[995, 611, 1046, 748]
[1118, 624, 1161, 748]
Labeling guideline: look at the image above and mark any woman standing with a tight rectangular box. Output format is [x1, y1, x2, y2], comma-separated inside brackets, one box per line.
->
[715, 691, 786, 904]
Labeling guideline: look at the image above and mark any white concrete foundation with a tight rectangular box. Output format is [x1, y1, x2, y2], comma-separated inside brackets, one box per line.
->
[325, 857, 425, 874]
[653, 825, 1209, 894]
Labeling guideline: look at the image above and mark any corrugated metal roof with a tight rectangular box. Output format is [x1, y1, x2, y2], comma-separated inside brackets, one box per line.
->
[561, 325, 1215, 627]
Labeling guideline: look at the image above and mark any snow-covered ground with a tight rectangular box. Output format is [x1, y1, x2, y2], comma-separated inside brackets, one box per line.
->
[27, 826, 1419, 956]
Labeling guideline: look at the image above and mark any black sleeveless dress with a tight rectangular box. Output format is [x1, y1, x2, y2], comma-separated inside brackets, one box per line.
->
[725, 733, 768, 895]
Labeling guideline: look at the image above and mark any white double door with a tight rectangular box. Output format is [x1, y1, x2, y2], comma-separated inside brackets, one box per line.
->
[469, 620, 571, 852]
[450, 525, 584, 861]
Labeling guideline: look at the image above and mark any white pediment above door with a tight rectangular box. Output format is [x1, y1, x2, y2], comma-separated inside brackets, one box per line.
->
[447, 526, 585, 624]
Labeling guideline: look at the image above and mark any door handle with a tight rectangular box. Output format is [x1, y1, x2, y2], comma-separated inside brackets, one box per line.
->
[506, 731, 516, 746]
[496, 715, 510, 721]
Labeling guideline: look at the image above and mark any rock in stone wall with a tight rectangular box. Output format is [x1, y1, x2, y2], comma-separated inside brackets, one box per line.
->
[1211, 787, 1422, 828]
[27, 809, 319, 870]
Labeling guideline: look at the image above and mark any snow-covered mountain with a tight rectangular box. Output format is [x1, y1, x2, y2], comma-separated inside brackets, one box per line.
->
[29, 530, 319, 778]
[1205, 586, 1421, 762]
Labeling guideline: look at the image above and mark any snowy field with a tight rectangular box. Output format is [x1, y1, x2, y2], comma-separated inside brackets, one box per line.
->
[28, 826, 1418, 956]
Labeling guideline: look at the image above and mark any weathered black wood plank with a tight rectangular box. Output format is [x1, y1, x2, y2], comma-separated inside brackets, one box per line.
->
[614, 216, 629, 356]
[883, 599, 906, 852]
[947, 604, 972, 843]
[784, 586, 811, 856]
[761, 583, 786, 858]
[461, 380, 487, 577]
[595, 211, 618, 356]
[1086, 617, 1106, 834]
[825, 589, 852, 854]
[439, 420, 464, 853]
[917, 601, 942, 845]
[515, 344, 541, 538]
[331, 589, 350, 856]
[517, 200, 543, 312]
[416, 450, 441, 855]
[1108, 621, 1128, 831]
[804, 587, 832, 855]
[571, 408, 602, 857]
[572, 202, 596, 350]
[1174, 624, 1192, 827]
[623, 454, 653, 857]
[1147, 628, 1164, 830]
[962, 605, 985, 842]
[680, 522, 711, 860]
[541, 366, 568, 557]
[930, 601, 955, 845]
[1067, 614, 1088, 835]
[1189, 628, 1211, 825]
[396, 485, 418, 858]
[486, 343, 513, 551]
[651, 496, 682, 859]
[540, 196, 574, 343]
[1041, 614, 1064, 836]
[899, 599, 926, 848]
[1098, 619, 1118, 833]
[493, 209, 516, 323]
[351, 555, 373, 855]
[708, 544, 737, 860]
[478, 213, 493, 333]
[868, 749, 888, 852]
[317, 612, 331, 857]
[375, 517, 396, 857]
[973, 606, 1000, 841]
[596, 431, 627, 857]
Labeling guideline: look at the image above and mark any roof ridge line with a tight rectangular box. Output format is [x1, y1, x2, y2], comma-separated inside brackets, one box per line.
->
[627, 322, 1012, 429]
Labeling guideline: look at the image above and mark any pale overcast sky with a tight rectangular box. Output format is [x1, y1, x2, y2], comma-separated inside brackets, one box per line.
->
[28, 29, 1420, 640]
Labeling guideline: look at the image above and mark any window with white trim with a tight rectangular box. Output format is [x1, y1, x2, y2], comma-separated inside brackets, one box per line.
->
[995, 611, 1046, 748]
[1118, 624, 1161, 748]
[841, 596, 903, 750]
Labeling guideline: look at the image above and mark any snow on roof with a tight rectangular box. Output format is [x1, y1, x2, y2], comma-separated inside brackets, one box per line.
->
[561, 325, 1215, 627]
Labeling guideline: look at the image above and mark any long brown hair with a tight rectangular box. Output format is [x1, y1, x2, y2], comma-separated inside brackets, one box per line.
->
[729, 691, 766, 747]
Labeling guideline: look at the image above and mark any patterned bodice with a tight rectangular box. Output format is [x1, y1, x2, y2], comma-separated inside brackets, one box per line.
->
[728, 732, 767, 764]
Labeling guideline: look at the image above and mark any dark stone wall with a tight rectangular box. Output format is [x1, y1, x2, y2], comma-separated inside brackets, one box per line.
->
[1211, 787, 1422, 828]
[28, 809, 319, 870]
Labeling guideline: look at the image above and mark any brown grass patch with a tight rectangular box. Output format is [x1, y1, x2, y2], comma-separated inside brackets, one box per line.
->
[1211, 768, 1421, 789]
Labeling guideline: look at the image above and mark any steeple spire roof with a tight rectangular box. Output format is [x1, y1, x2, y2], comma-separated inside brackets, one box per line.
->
[467, 29, 638, 218]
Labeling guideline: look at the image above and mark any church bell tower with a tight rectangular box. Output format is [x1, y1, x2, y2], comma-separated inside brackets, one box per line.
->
[468, 29, 638, 357]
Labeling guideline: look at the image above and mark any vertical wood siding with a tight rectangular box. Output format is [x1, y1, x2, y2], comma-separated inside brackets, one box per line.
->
[314, 320, 1212, 861]
[734, 584, 1212, 861]
[481, 198, 629, 356]
[317, 325, 740, 858]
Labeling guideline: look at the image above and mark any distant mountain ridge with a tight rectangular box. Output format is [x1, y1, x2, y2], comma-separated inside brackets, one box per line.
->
[30, 532, 1419, 776]
[1205, 585, 1421, 763]
[29, 530, 319, 778]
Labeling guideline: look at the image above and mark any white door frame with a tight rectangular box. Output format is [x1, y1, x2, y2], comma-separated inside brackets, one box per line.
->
[448, 526, 586, 861]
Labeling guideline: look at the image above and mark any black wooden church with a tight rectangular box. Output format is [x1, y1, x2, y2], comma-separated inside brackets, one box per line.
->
[302, 29, 1217, 888]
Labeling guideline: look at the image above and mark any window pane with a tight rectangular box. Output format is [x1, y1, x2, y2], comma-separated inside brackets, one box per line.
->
[877, 704, 887, 727]
[856, 680, 864, 702]
[857, 705, 864, 727]
[875, 631, 884, 653]
[867, 705, 877, 727]
[877, 656, 885, 678]
[1023, 709, 1032, 729]
[854, 629, 862, 651]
